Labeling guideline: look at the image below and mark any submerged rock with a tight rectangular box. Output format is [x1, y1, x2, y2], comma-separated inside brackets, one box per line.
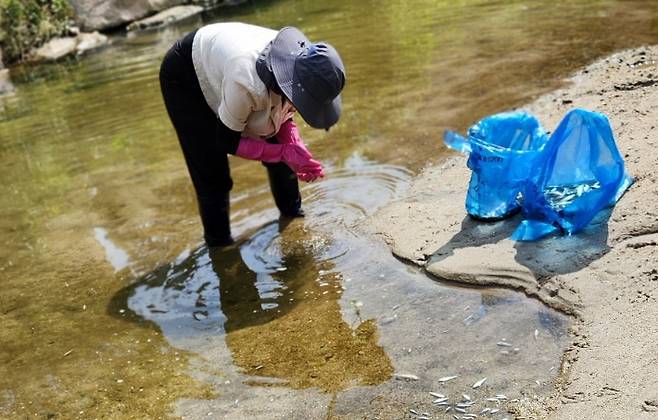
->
[31, 32, 109, 62]
[126, 5, 204, 32]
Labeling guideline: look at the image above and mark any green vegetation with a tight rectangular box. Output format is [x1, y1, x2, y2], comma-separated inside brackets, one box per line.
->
[0, 0, 73, 64]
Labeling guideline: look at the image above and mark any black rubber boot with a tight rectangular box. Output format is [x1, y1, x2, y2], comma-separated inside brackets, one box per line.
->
[198, 192, 234, 247]
[263, 161, 304, 218]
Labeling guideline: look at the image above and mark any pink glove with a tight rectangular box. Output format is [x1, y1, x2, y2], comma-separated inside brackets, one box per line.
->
[276, 120, 324, 182]
[235, 137, 323, 178]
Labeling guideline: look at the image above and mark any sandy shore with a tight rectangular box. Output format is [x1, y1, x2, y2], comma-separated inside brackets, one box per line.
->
[367, 45, 658, 418]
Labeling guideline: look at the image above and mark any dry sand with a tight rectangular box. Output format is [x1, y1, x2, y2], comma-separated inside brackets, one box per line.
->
[367, 45, 658, 419]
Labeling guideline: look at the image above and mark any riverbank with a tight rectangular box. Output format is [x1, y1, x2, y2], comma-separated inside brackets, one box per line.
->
[368, 45, 658, 419]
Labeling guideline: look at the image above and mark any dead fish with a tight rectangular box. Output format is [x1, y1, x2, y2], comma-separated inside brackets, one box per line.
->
[429, 392, 445, 398]
[534, 329, 539, 340]
[453, 416, 459, 420]
[480, 408, 490, 414]
[486, 398, 499, 402]
[490, 408, 500, 414]
[445, 406, 452, 412]
[472, 378, 487, 388]
[433, 397, 449, 403]
[435, 401, 449, 406]
[496, 341, 513, 347]
[455, 407, 467, 413]
[394, 373, 419, 381]
[438, 375, 458, 382]
[462, 394, 471, 401]
[495, 394, 508, 400]
[410, 409, 418, 415]
[418, 417, 430, 420]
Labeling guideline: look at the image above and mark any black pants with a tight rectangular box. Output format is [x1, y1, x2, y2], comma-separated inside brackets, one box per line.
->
[159, 31, 301, 246]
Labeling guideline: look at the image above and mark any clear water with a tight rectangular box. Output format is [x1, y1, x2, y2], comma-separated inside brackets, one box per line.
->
[2, 0, 658, 418]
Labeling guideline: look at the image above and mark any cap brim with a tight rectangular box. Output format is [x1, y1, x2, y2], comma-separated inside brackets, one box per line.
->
[290, 79, 342, 130]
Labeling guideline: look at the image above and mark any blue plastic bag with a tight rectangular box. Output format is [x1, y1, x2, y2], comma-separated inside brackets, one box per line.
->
[445, 111, 549, 219]
[512, 109, 633, 241]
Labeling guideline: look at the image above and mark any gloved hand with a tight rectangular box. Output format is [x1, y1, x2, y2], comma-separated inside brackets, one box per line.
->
[235, 137, 324, 180]
[276, 120, 324, 182]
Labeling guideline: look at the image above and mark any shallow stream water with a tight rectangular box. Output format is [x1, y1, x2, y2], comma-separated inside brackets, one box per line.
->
[2, 0, 658, 418]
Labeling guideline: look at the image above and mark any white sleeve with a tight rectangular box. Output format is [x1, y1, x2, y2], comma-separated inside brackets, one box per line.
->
[218, 76, 256, 133]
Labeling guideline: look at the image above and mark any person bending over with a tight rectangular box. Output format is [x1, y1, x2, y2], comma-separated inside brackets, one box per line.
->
[160, 22, 346, 247]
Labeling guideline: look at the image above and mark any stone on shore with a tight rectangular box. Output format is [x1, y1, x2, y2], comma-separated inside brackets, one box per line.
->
[126, 5, 204, 32]
[69, 0, 187, 31]
[31, 32, 109, 62]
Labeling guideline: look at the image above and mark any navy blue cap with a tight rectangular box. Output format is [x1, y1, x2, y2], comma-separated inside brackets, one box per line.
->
[269, 27, 346, 130]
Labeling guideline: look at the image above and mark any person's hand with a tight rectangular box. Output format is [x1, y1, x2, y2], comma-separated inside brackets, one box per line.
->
[280, 143, 324, 182]
[235, 132, 324, 182]
[277, 120, 324, 182]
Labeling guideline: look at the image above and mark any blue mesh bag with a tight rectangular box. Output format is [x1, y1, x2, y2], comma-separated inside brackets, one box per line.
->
[445, 111, 549, 219]
[512, 109, 633, 241]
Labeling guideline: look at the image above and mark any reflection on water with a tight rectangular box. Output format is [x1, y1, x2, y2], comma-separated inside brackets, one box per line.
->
[110, 156, 570, 416]
[93, 227, 131, 272]
[2, 0, 658, 417]
[116, 157, 412, 392]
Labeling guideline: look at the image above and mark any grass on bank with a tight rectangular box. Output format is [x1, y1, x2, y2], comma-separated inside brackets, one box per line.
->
[0, 0, 73, 64]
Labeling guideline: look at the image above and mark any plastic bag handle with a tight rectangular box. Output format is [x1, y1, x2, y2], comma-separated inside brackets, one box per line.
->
[444, 130, 472, 154]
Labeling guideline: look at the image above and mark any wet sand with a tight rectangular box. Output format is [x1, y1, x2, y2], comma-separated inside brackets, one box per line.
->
[368, 45, 658, 418]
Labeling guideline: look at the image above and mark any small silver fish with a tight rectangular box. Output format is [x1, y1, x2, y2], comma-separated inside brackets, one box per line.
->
[472, 378, 487, 388]
[429, 392, 445, 398]
[462, 394, 471, 401]
[438, 375, 458, 382]
[496, 341, 512, 347]
[455, 408, 467, 413]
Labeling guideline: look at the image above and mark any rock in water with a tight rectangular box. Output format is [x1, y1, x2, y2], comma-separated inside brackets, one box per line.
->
[33, 37, 79, 61]
[76, 32, 109, 55]
[69, 0, 187, 31]
[127, 5, 204, 31]
[31, 32, 109, 62]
